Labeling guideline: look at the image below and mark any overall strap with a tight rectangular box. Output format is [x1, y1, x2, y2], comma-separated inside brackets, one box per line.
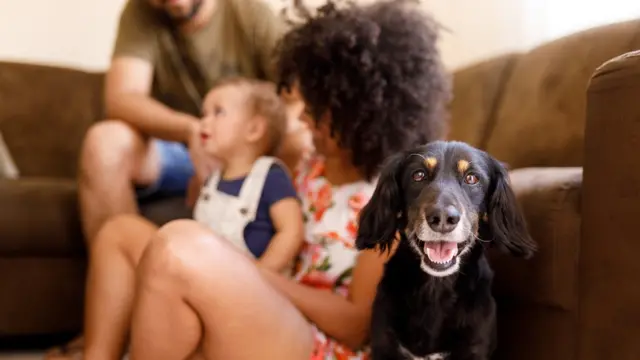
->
[203, 169, 222, 192]
[237, 157, 277, 220]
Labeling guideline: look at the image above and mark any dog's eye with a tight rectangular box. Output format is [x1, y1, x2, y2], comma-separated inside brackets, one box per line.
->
[412, 170, 426, 182]
[464, 174, 479, 185]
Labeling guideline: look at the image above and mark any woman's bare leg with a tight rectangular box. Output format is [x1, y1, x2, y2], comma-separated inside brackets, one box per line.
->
[82, 214, 158, 360]
[130, 219, 313, 360]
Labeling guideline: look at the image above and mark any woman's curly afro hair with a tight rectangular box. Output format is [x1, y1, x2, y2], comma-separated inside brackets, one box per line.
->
[276, 0, 452, 181]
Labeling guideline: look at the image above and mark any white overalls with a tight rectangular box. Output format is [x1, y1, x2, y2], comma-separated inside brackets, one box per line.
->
[193, 156, 278, 258]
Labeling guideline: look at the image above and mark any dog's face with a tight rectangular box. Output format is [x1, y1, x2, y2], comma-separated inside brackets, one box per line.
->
[399, 143, 491, 276]
[356, 141, 537, 277]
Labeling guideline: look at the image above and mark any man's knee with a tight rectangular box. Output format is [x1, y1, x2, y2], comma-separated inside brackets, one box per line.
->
[93, 213, 132, 243]
[79, 120, 144, 178]
[92, 214, 149, 260]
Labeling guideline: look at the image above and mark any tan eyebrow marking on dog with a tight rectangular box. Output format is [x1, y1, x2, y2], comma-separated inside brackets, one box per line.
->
[425, 157, 437, 170]
[457, 159, 470, 174]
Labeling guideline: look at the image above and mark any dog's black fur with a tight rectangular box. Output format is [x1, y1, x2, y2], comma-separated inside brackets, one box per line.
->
[356, 141, 537, 360]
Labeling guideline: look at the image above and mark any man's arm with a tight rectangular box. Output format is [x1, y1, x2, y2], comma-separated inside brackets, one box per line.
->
[106, 0, 198, 143]
[104, 56, 198, 143]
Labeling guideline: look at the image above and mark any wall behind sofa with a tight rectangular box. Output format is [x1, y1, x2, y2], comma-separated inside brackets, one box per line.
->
[0, 0, 637, 72]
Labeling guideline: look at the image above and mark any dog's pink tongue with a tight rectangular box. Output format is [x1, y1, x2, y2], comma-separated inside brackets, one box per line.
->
[424, 242, 458, 262]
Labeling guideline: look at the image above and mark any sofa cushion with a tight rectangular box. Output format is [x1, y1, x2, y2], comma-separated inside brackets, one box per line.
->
[448, 53, 519, 148]
[489, 167, 582, 311]
[0, 62, 103, 178]
[0, 257, 86, 335]
[140, 196, 192, 226]
[483, 19, 640, 169]
[0, 178, 193, 256]
[0, 178, 84, 256]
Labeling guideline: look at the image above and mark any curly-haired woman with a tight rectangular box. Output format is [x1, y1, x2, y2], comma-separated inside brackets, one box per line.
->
[51, 1, 451, 359]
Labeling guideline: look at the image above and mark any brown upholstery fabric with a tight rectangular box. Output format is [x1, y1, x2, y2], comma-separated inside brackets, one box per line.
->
[447, 20, 640, 360]
[494, 304, 575, 360]
[0, 176, 191, 256]
[491, 167, 582, 311]
[581, 50, 640, 360]
[139, 196, 192, 225]
[0, 178, 84, 256]
[0, 62, 104, 178]
[484, 20, 640, 169]
[0, 257, 86, 335]
[448, 53, 519, 147]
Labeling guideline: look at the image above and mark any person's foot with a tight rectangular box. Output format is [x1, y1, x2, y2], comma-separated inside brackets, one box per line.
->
[44, 335, 84, 360]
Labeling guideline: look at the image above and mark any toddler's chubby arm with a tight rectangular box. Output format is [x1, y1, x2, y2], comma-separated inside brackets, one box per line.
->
[257, 163, 304, 272]
[259, 197, 305, 272]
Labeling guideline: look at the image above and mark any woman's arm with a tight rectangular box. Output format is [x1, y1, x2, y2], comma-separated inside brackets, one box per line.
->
[258, 198, 304, 272]
[259, 247, 391, 349]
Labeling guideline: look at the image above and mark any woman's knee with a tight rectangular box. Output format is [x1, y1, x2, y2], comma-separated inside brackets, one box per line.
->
[141, 220, 240, 285]
[79, 120, 144, 177]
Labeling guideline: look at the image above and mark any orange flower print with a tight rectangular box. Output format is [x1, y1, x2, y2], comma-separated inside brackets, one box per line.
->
[309, 244, 324, 264]
[323, 231, 355, 249]
[309, 183, 334, 222]
[300, 247, 334, 289]
[299, 270, 334, 290]
[310, 336, 328, 360]
[307, 158, 325, 180]
[346, 219, 358, 242]
[348, 192, 368, 212]
[334, 343, 361, 360]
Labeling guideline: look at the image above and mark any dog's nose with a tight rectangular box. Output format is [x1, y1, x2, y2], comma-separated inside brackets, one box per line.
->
[426, 205, 461, 233]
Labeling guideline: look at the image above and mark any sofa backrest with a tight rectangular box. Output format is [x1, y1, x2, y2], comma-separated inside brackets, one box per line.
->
[449, 19, 640, 169]
[0, 62, 104, 178]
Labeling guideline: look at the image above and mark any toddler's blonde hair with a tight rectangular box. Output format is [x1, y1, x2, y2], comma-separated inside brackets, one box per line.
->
[213, 77, 287, 156]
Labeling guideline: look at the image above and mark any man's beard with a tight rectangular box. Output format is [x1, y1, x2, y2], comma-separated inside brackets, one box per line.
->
[165, 0, 203, 24]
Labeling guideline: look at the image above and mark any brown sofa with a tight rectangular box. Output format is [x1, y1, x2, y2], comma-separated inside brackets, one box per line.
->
[449, 20, 640, 360]
[1, 19, 639, 358]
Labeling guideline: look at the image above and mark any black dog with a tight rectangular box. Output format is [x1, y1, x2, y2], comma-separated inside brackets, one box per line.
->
[356, 141, 537, 360]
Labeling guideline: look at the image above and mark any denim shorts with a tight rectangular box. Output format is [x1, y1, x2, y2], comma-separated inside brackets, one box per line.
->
[136, 139, 195, 201]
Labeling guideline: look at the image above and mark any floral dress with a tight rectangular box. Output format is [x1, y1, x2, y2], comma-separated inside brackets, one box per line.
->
[292, 154, 376, 360]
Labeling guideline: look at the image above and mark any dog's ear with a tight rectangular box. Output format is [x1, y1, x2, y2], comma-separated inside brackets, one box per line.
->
[486, 157, 537, 258]
[356, 153, 405, 253]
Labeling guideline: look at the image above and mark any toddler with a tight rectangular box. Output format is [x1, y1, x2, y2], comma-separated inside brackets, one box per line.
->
[193, 77, 303, 272]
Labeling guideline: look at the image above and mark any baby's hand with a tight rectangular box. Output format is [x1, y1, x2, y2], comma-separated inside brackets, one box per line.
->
[187, 122, 219, 182]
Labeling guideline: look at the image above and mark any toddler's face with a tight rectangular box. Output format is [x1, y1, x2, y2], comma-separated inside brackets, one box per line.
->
[199, 85, 253, 160]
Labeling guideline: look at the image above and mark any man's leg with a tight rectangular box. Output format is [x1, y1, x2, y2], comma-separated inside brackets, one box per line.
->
[77, 120, 160, 244]
[78, 119, 194, 244]
[83, 215, 158, 360]
[45, 120, 194, 359]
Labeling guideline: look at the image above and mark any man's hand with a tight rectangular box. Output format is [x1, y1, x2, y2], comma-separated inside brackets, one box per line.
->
[187, 122, 219, 183]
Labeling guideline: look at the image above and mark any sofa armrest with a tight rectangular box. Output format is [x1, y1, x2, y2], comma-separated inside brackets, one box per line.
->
[0, 178, 85, 256]
[580, 51, 640, 360]
[0, 62, 103, 178]
[489, 167, 582, 311]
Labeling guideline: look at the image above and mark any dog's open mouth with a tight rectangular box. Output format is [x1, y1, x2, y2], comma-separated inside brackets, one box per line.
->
[421, 241, 468, 271]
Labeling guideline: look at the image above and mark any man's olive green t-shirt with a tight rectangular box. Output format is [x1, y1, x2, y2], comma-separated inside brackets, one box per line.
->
[112, 0, 288, 116]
